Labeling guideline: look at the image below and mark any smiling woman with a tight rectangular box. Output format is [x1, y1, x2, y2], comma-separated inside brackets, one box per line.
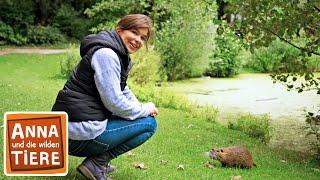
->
[115, 14, 151, 53]
[51, 14, 158, 180]
[117, 28, 149, 53]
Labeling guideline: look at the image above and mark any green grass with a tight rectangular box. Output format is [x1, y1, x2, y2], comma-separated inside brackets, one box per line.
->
[0, 53, 320, 179]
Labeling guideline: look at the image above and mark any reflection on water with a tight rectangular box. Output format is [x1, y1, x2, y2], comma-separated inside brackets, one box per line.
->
[169, 73, 320, 152]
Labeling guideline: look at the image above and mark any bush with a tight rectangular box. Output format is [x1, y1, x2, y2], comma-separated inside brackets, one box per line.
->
[0, 21, 27, 45]
[130, 84, 191, 110]
[130, 84, 218, 123]
[190, 105, 219, 123]
[52, 4, 90, 40]
[27, 25, 66, 44]
[0, 0, 35, 36]
[247, 40, 299, 72]
[306, 55, 320, 72]
[60, 45, 80, 78]
[205, 27, 242, 77]
[130, 48, 162, 86]
[305, 112, 320, 162]
[155, 1, 212, 81]
[246, 39, 320, 73]
[228, 113, 272, 143]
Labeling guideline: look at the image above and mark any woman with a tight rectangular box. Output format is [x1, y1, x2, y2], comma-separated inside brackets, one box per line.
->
[52, 14, 158, 180]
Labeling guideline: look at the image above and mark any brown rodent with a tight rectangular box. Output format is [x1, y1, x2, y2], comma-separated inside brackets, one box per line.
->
[209, 146, 255, 168]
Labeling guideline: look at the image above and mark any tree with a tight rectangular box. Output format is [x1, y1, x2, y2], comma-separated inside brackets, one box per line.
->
[0, 0, 95, 45]
[84, 0, 152, 32]
[213, 0, 320, 93]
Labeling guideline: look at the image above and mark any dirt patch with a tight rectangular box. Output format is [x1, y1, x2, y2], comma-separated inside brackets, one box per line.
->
[0, 48, 69, 55]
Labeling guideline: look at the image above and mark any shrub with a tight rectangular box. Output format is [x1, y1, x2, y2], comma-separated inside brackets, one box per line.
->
[157, 19, 210, 80]
[205, 27, 242, 77]
[248, 40, 299, 72]
[246, 39, 320, 73]
[130, 84, 191, 110]
[52, 4, 90, 40]
[60, 45, 80, 78]
[130, 84, 218, 123]
[130, 48, 162, 86]
[0, 21, 27, 45]
[228, 113, 272, 143]
[306, 55, 320, 72]
[190, 105, 219, 123]
[305, 112, 320, 162]
[27, 25, 66, 44]
[155, 1, 212, 81]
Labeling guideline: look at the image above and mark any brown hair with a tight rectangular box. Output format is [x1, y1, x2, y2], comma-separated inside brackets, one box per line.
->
[116, 14, 153, 44]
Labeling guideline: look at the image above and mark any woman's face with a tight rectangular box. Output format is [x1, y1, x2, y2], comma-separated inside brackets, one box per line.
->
[117, 27, 149, 54]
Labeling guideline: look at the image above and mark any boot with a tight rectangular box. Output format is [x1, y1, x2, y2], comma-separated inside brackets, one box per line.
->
[77, 153, 111, 180]
[106, 162, 116, 174]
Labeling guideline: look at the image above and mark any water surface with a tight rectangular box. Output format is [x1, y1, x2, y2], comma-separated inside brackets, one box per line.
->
[169, 73, 320, 151]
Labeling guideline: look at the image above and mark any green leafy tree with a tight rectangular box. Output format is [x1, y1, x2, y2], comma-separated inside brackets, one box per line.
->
[213, 0, 320, 93]
[84, 0, 153, 32]
[0, 0, 95, 44]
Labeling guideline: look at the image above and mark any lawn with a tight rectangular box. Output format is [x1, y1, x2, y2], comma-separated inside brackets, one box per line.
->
[0, 53, 319, 179]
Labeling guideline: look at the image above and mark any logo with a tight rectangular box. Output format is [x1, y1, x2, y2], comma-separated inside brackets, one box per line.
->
[4, 112, 68, 176]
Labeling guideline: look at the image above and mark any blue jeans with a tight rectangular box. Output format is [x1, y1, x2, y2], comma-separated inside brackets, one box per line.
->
[68, 116, 157, 159]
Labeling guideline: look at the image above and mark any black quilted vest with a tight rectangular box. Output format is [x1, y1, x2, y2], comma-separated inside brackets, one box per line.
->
[52, 30, 133, 122]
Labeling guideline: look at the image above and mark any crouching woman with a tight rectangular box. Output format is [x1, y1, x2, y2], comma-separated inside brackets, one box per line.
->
[52, 14, 158, 180]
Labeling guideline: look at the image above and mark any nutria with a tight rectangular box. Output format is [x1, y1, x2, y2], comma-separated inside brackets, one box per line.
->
[209, 146, 255, 168]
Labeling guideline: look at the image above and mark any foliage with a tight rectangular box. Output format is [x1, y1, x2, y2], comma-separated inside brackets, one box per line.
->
[0, 0, 35, 35]
[246, 39, 320, 73]
[84, 0, 152, 32]
[223, 0, 319, 54]
[130, 48, 162, 86]
[155, 0, 213, 80]
[228, 113, 272, 143]
[60, 45, 81, 78]
[130, 83, 218, 123]
[85, 0, 173, 33]
[190, 105, 219, 123]
[27, 25, 66, 45]
[212, 0, 320, 94]
[0, 0, 95, 45]
[0, 21, 27, 45]
[52, 4, 91, 40]
[305, 112, 320, 161]
[130, 84, 193, 111]
[205, 27, 241, 77]
[247, 39, 312, 73]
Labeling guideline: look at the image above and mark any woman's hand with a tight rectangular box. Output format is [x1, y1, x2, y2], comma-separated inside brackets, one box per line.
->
[145, 102, 159, 117]
[150, 107, 158, 116]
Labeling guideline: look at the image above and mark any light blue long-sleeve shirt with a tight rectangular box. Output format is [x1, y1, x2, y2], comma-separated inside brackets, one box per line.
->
[68, 48, 151, 140]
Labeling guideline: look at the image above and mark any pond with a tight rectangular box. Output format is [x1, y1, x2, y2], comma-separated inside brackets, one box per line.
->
[168, 73, 320, 151]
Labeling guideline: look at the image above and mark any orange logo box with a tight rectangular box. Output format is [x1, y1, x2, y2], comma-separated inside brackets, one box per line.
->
[4, 112, 68, 176]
